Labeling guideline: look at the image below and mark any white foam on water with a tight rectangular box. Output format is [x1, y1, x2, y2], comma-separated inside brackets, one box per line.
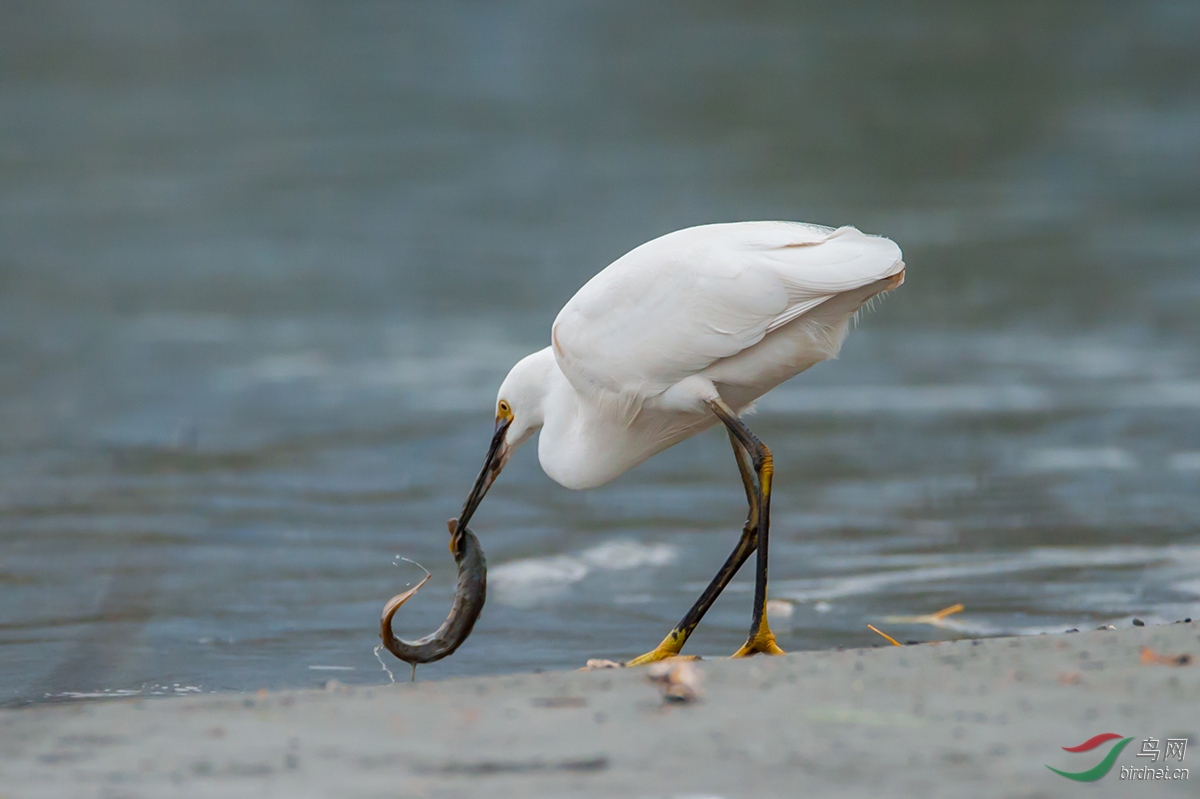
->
[579, 540, 677, 570]
[307, 665, 355, 671]
[1022, 447, 1138, 472]
[491, 540, 678, 607]
[46, 684, 206, 701]
[772, 545, 1199, 604]
[490, 555, 591, 606]
[47, 689, 142, 700]
[941, 618, 1080, 637]
[493, 555, 590, 586]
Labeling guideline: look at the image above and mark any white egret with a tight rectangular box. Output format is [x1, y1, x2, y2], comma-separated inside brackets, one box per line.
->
[454, 221, 904, 663]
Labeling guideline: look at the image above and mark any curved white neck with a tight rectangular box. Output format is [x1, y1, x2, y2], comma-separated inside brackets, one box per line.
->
[534, 355, 712, 490]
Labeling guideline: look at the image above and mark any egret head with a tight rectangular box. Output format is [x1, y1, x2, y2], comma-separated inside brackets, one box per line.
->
[495, 350, 553, 450]
[455, 350, 551, 532]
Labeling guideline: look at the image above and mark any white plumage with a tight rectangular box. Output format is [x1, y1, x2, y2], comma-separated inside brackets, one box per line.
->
[496, 221, 904, 488]
[453, 220, 905, 663]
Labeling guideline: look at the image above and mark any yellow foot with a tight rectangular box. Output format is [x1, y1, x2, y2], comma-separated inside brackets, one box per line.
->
[582, 652, 700, 671]
[625, 648, 700, 667]
[730, 626, 786, 658]
[623, 629, 700, 666]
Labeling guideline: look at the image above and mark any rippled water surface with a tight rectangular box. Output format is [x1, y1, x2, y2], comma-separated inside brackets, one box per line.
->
[2, 2, 1199, 704]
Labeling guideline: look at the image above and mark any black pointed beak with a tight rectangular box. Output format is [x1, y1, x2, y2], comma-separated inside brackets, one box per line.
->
[455, 416, 512, 535]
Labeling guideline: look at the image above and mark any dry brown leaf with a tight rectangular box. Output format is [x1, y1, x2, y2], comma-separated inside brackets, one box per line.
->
[1139, 646, 1192, 667]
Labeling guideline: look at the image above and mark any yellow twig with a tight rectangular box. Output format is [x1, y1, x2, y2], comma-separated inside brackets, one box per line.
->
[881, 603, 966, 626]
[867, 624, 902, 647]
[929, 603, 965, 620]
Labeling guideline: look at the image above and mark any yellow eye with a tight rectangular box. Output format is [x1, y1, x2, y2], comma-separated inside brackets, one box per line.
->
[498, 399, 511, 416]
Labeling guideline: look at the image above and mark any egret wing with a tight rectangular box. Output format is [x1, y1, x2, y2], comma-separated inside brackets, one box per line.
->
[551, 222, 902, 405]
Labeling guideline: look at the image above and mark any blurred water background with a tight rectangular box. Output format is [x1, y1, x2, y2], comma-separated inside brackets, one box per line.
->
[2, 1, 1199, 704]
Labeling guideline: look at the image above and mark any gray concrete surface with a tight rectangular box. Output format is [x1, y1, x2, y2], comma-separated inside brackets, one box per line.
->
[1, 623, 1196, 798]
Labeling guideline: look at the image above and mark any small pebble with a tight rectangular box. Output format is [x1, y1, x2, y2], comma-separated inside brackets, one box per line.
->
[647, 659, 703, 703]
[1132, 618, 1145, 627]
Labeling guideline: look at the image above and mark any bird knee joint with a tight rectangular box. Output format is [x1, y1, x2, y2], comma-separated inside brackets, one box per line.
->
[753, 447, 772, 473]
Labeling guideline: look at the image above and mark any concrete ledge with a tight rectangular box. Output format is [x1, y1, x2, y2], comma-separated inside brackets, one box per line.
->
[1, 623, 1197, 798]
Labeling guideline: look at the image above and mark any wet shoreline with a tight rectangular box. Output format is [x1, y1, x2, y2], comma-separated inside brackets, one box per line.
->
[2, 623, 1196, 797]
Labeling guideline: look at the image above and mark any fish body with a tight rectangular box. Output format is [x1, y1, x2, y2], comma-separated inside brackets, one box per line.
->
[379, 523, 487, 666]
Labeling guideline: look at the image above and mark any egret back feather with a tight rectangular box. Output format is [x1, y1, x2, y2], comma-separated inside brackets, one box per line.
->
[551, 222, 903, 418]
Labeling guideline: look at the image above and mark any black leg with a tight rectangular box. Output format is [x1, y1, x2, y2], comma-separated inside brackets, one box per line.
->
[709, 398, 785, 657]
[625, 404, 784, 665]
